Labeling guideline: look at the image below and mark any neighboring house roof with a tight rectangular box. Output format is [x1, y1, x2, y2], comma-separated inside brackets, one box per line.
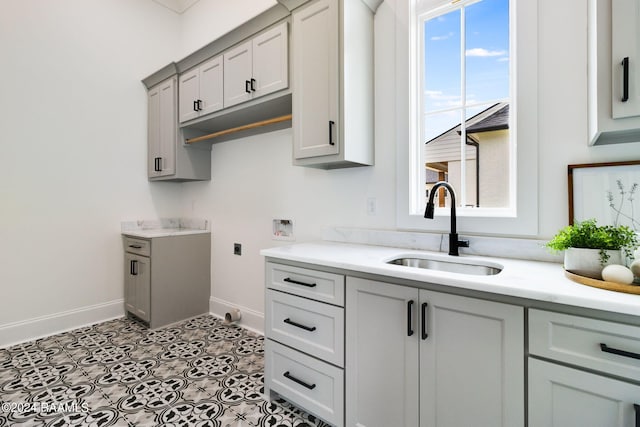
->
[424, 102, 509, 145]
[466, 104, 509, 133]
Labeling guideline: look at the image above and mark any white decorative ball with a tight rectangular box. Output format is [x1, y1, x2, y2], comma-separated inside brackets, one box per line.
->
[602, 264, 634, 285]
[631, 259, 640, 278]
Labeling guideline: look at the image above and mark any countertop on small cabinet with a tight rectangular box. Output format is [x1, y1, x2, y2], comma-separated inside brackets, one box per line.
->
[122, 228, 211, 239]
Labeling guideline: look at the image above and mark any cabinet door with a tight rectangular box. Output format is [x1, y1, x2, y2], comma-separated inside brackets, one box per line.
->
[125, 253, 150, 323]
[178, 68, 200, 123]
[419, 290, 524, 427]
[224, 41, 253, 108]
[529, 358, 640, 427]
[292, 0, 340, 159]
[199, 55, 224, 116]
[346, 277, 419, 427]
[612, 0, 640, 119]
[252, 22, 288, 99]
[147, 78, 176, 178]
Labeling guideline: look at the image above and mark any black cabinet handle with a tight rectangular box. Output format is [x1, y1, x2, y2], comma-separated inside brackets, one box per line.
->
[283, 277, 317, 288]
[600, 343, 640, 360]
[130, 260, 138, 276]
[193, 100, 198, 111]
[284, 318, 316, 332]
[245, 80, 251, 94]
[421, 302, 429, 340]
[250, 78, 256, 92]
[407, 300, 414, 337]
[329, 120, 335, 145]
[154, 157, 162, 172]
[622, 57, 629, 102]
[128, 245, 142, 249]
[283, 371, 316, 390]
[633, 403, 639, 427]
[196, 99, 203, 111]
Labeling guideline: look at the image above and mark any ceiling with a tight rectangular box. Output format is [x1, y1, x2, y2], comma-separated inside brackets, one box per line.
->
[152, 0, 201, 14]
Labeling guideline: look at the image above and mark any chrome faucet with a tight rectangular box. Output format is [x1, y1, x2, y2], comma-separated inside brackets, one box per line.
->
[424, 181, 470, 256]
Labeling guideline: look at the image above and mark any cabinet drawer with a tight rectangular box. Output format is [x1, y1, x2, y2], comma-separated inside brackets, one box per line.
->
[123, 237, 151, 257]
[266, 262, 344, 306]
[529, 309, 640, 381]
[265, 339, 343, 426]
[266, 289, 344, 367]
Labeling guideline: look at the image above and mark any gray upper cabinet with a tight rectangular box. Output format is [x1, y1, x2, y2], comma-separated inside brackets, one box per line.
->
[148, 78, 177, 178]
[588, 0, 640, 145]
[224, 22, 289, 109]
[147, 76, 211, 181]
[292, 0, 375, 168]
[179, 55, 224, 124]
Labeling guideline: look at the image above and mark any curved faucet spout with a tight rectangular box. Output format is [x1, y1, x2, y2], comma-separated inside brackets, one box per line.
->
[424, 181, 468, 256]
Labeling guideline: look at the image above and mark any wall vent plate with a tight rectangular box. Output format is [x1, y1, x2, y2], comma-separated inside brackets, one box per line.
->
[272, 219, 295, 241]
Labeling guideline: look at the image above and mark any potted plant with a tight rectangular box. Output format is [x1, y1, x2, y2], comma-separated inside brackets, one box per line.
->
[546, 219, 638, 279]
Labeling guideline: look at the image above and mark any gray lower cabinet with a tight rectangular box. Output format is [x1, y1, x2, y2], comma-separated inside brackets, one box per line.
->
[528, 309, 640, 427]
[123, 234, 210, 328]
[346, 277, 524, 427]
[264, 262, 345, 426]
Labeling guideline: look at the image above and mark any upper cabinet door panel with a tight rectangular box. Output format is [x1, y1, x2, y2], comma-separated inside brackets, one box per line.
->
[199, 55, 224, 116]
[292, 0, 339, 159]
[253, 22, 289, 98]
[158, 79, 176, 176]
[147, 86, 161, 177]
[178, 68, 200, 123]
[224, 41, 253, 108]
[612, 0, 640, 119]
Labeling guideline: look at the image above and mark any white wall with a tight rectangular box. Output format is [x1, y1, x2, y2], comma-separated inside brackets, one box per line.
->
[0, 0, 184, 332]
[1, 0, 639, 338]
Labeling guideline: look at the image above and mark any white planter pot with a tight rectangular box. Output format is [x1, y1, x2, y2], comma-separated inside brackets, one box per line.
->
[564, 247, 623, 280]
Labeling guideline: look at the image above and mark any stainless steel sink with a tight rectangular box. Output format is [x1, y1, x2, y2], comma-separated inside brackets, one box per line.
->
[387, 257, 502, 276]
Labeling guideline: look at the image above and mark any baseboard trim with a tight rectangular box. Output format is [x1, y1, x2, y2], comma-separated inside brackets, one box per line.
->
[210, 297, 264, 335]
[0, 300, 125, 349]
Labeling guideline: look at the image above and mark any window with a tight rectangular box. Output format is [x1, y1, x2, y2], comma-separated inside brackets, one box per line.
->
[398, 0, 538, 235]
[421, 0, 511, 210]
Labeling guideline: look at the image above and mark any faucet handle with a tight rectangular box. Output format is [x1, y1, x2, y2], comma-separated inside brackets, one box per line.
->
[458, 239, 470, 248]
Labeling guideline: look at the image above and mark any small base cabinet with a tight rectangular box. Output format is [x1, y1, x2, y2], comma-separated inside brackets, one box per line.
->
[346, 277, 524, 427]
[528, 309, 640, 427]
[264, 262, 345, 426]
[123, 233, 210, 329]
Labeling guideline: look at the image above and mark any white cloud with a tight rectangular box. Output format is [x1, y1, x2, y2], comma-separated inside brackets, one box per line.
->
[497, 56, 510, 62]
[466, 48, 507, 57]
[430, 32, 454, 41]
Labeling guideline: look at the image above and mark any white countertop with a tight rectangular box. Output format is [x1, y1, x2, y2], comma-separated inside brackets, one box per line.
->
[122, 228, 210, 238]
[261, 241, 640, 317]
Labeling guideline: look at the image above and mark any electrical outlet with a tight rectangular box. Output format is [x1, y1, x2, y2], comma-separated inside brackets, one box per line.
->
[234, 243, 242, 255]
[367, 197, 377, 216]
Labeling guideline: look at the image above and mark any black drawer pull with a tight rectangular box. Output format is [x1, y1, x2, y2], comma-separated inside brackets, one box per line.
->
[622, 57, 629, 102]
[128, 245, 142, 249]
[421, 302, 429, 340]
[284, 318, 316, 332]
[407, 300, 414, 337]
[283, 371, 316, 390]
[600, 343, 640, 360]
[283, 277, 317, 288]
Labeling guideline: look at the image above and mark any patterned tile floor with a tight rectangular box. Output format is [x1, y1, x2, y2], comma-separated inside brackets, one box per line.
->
[0, 315, 329, 426]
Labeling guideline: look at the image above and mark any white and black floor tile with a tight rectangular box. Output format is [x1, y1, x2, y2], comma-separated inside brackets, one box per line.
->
[0, 315, 330, 427]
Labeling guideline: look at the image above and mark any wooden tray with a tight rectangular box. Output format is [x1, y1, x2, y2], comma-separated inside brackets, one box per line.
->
[565, 270, 640, 295]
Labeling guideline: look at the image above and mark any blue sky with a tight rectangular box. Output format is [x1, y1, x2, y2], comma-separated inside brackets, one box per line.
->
[422, 0, 509, 139]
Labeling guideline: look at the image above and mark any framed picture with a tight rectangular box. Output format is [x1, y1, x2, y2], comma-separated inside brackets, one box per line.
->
[568, 160, 640, 230]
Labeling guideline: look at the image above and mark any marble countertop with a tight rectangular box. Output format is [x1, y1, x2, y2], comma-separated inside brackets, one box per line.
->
[122, 228, 210, 238]
[261, 241, 640, 317]
[121, 218, 210, 239]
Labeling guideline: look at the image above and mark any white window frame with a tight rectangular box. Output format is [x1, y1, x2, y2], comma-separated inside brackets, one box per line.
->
[396, 0, 539, 236]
